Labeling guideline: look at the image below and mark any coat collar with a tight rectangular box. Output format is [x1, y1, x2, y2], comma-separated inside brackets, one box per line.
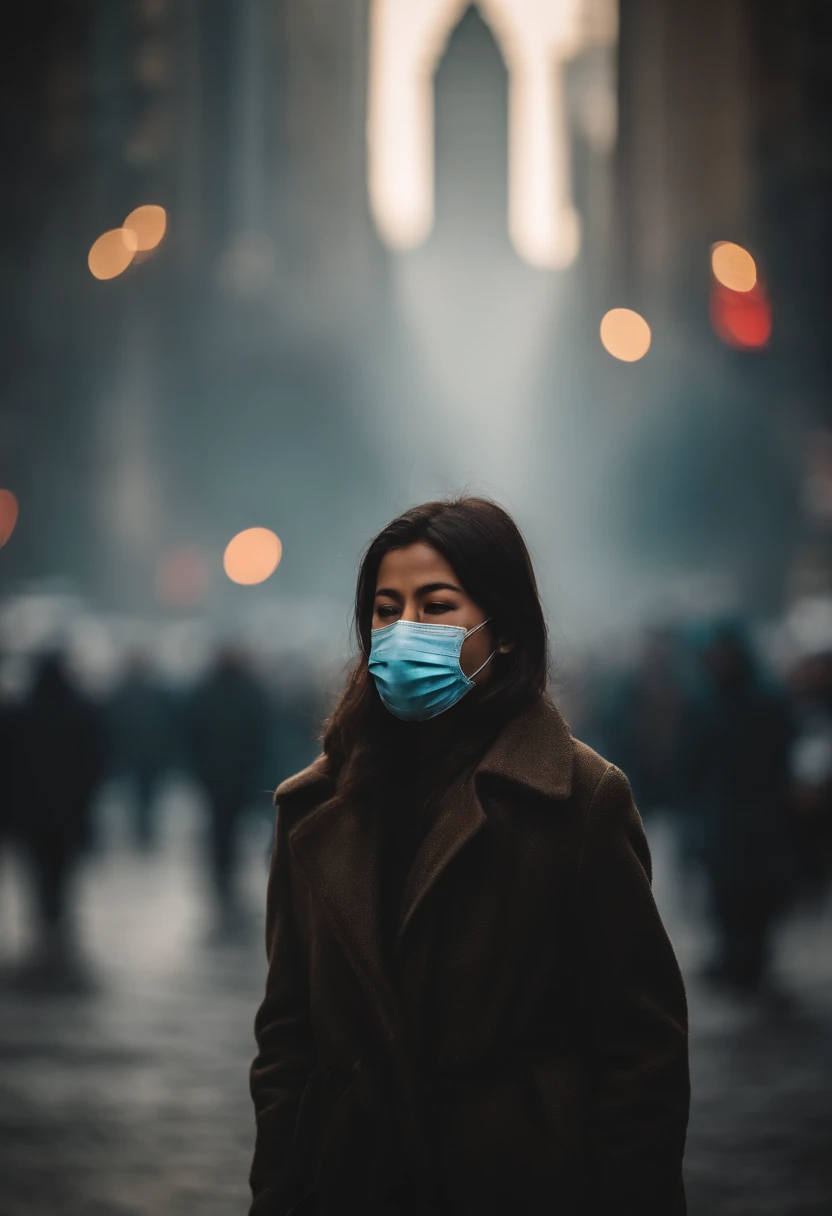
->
[275, 692, 573, 1107]
[474, 691, 573, 800]
[273, 691, 573, 808]
[273, 749, 334, 802]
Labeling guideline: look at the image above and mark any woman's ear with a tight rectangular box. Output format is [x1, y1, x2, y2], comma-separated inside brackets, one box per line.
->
[496, 638, 516, 654]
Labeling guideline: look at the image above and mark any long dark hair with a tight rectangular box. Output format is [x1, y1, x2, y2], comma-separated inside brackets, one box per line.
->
[321, 496, 551, 809]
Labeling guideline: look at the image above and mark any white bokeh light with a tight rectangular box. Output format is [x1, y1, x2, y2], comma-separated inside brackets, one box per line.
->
[367, 0, 617, 269]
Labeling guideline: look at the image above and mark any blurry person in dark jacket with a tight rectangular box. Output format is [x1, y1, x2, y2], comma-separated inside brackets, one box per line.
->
[680, 617, 800, 994]
[184, 645, 269, 927]
[786, 645, 832, 904]
[107, 650, 176, 851]
[598, 623, 686, 822]
[14, 650, 106, 983]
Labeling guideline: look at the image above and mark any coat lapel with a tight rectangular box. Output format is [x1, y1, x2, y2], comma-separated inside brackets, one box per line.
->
[394, 693, 574, 955]
[287, 785, 407, 1056]
[277, 693, 574, 1059]
[394, 772, 485, 955]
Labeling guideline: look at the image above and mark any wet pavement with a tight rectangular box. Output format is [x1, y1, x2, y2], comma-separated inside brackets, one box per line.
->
[0, 790, 830, 1216]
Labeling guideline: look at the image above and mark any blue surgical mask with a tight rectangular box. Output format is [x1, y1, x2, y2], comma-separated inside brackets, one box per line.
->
[368, 617, 496, 721]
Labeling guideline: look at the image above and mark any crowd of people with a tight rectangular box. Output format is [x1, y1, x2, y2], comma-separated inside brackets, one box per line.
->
[1, 612, 831, 999]
[0, 642, 323, 985]
[564, 614, 832, 997]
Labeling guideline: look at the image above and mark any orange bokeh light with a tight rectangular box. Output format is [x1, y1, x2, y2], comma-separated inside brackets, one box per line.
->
[711, 241, 757, 293]
[123, 204, 167, 252]
[223, 528, 282, 586]
[88, 228, 138, 279]
[0, 489, 18, 547]
[599, 308, 652, 362]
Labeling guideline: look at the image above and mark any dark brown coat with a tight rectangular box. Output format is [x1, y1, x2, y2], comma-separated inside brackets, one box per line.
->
[249, 693, 690, 1215]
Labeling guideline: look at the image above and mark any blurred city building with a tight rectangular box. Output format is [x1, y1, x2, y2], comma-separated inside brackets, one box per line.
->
[2, 0, 828, 640]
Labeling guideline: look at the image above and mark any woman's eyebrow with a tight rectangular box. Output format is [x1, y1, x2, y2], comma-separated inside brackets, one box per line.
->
[374, 582, 462, 598]
[417, 582, 463, 595]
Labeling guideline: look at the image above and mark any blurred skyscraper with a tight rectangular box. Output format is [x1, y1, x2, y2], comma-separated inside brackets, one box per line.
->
[1, 0, 831, 636]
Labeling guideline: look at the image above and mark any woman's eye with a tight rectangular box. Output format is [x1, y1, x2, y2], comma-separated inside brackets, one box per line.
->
[425, 602, 454, 614]
[376, 605, 398, 618]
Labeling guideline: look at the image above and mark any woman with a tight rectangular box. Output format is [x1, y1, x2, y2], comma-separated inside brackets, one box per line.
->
[249, 497, 690, 1216]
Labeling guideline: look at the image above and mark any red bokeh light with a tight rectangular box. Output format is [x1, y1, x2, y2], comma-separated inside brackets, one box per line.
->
[0, 489, 19, 547]
[710, 279, 772, 350]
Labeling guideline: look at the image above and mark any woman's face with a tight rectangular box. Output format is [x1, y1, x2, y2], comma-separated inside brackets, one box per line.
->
[372, 542, 499, 683]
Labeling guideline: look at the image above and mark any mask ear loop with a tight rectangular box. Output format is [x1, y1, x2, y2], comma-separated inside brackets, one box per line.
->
[468, 649, 497, 680]
[462, 617, 497, 681]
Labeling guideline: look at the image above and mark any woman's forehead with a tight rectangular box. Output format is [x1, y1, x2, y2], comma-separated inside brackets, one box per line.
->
[376, 542, 459, 585]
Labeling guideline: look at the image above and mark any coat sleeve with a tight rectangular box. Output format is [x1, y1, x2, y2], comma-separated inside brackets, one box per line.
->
[574, 763, 690, 1216]
[249, 802, 317, 1216]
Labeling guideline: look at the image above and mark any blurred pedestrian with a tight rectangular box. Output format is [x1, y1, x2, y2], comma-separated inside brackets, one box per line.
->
[598, 624, 686, 821]
[260, 660, 321, 792]
[0, 665, 20, 849]
[14, 650, 106, 981]
[184, 645, 269, 926]
[106, 650, 176, 850]
[680, 617, 800, 994]
[785, 648, 832, 905]
[260, 662, 323, 864]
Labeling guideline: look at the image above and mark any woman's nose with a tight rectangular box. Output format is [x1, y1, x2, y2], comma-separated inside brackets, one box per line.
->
[400, 604, 421, 623]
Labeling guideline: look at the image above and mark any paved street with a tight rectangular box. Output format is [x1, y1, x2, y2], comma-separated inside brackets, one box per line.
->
[0, 789, 830, 1216]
